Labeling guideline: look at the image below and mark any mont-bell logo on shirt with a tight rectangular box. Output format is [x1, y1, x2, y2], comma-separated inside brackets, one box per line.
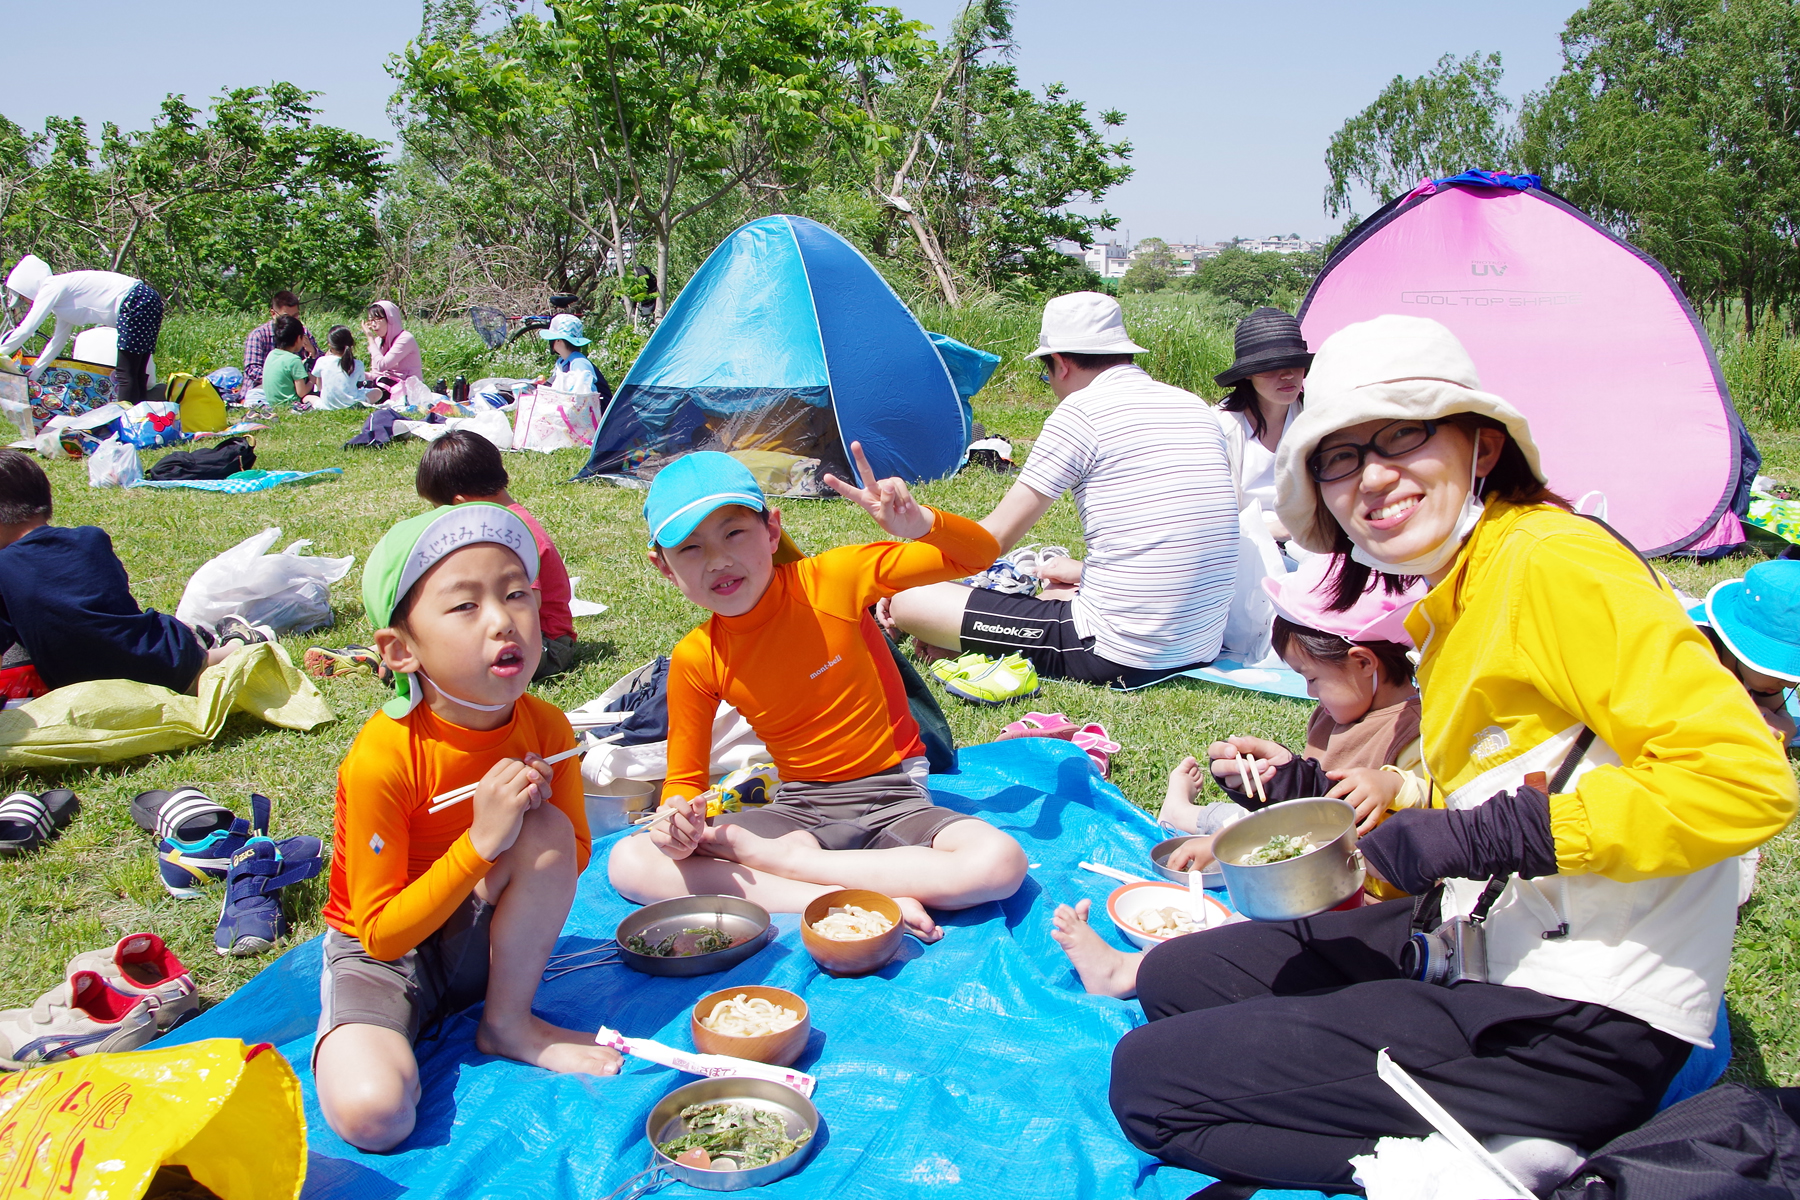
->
[369, 834, 385, 855]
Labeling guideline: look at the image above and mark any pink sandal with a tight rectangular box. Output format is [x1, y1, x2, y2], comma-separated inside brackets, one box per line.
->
[1071, 722, 1120, 778]
[997, 712, 1078, 741]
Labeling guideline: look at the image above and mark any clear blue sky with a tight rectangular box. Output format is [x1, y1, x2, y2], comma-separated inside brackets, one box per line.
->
[1, 0, 1583, 244]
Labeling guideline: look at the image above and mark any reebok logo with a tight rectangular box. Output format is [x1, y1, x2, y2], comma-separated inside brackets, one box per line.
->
[971, 620, 1045, 641]
[809, 654, 844, 680]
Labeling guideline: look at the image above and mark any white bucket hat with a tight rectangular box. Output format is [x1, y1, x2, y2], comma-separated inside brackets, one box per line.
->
[5, 254, 50, 306]
[1027, 291, 1147, 359]
[1273, 315, 1546, 554]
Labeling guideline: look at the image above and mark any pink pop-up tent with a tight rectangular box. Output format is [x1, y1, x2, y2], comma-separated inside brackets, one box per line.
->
[1300, 172, 1757, 556]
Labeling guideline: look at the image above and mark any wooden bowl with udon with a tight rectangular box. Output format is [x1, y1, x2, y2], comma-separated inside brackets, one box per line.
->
[690, 984, 811, 1066]
[800, 888, 904, 976]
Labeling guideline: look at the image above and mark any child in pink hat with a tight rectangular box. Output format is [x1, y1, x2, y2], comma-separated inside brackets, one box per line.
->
[1051, 558, 1430, 998]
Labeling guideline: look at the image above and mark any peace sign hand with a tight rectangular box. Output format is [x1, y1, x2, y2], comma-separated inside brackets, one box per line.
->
[823, 441, 935, 540]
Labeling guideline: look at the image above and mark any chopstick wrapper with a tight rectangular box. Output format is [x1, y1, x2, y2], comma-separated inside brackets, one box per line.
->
[595, 1027, 817, 1097]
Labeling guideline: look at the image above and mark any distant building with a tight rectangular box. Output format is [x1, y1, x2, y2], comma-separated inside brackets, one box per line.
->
[1060, 233, 1322, 279]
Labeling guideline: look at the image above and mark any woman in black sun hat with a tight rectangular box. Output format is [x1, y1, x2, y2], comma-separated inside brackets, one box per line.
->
[1214, 306, 1313, 543]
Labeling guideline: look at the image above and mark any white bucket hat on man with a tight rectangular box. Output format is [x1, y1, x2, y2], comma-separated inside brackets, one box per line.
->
[1027, 291, 1147, 359]
[1273, 314, 1546, 554]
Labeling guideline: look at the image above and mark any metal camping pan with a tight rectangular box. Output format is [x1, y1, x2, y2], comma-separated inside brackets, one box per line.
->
[602, 1077, 821, 1197]
[614, 894, 772, 977]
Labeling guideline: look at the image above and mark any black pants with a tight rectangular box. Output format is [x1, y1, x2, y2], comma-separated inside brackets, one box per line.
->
[1109, 899, 1690, 1189]
[113, 349, 151, 406]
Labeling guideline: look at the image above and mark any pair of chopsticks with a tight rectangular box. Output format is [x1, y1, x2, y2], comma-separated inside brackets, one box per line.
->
[426, 740, 590, 814]
[1232, 750, 1270, 807]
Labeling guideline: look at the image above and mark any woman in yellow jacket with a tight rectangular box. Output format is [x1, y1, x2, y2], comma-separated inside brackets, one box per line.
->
[1107, 315, 1797, 1193]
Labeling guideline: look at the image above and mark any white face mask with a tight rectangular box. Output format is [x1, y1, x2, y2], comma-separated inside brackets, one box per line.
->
[417, 669, 513, 713]
[1349, 448, 1485, 577]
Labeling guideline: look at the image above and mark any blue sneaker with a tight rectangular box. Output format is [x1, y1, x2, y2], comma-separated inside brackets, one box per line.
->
[157, 793, 318, 900]
[214, 836, 325, 957]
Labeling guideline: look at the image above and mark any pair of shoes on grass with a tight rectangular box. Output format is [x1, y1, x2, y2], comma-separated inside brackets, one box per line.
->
[930, 652, 1041, 704]
[0, 789, 79, 855]
[132, 787, 326, 957]
[0, 932, 196, 1069]
[303, 644, 393, 685]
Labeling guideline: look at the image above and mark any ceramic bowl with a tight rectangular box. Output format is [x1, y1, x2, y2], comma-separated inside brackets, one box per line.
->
[1105, 880, 1233, 951]
[800, 889, 904, 976]
[690, 985, 811, 1067]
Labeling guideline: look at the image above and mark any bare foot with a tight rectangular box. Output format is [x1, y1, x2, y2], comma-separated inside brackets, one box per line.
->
[895, 896, 942, 943]
[1051, 899, 1142, 998]
[910, 637, 956, 665]
[1154, 757, 1207, 834]
[477, 1014, 624, 1076]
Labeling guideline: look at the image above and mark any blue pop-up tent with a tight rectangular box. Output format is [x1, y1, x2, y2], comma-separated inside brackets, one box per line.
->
[576, 215, 998, 493]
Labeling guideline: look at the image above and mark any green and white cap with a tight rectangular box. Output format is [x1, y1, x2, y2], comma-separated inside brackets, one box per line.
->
[362, 503, 540, 718]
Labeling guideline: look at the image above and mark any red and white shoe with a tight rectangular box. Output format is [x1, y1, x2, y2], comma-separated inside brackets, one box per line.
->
[0, 971, 158, 1069]
[66, 932, 198, 1031]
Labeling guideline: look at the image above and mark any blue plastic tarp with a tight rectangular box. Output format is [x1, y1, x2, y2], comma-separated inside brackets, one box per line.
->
[159, 739, 1350, 1200]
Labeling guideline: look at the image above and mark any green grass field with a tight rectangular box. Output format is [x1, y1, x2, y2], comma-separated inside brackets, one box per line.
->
[4, 307, 1799, 1088]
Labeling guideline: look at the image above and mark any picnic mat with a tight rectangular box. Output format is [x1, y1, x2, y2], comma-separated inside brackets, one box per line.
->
[1172, 657, 1312, 700]
[135, 467, 343, 493]
[157, 738, 1347, 1200]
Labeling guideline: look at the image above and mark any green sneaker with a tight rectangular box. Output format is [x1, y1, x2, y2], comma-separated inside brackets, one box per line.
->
[942, 652, 1041, 705]
[929, 652, 994, 687]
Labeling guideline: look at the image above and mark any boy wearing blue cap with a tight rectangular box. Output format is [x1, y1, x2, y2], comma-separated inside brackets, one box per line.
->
[608, 446, 1028, 938]
[1691, 559, 1800, 745]
[313, 503, 619, 1152]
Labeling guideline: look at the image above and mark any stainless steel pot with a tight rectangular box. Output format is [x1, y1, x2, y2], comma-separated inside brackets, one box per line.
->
[584, 778, 659, 836]
[1212, 798, 1364, 921]
[646, 1076, 821, 1190]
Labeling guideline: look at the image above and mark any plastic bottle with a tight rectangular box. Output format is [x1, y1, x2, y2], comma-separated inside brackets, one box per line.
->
[453, 375, 468, 405]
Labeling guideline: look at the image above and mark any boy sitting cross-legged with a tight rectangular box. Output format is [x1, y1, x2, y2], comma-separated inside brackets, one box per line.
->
[607, 447, 1029, 938]
[314, 504, 618, 1153]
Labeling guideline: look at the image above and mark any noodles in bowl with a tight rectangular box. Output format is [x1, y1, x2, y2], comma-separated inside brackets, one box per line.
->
[810, 904, 894, 942]
[701, 993, 802, 1038]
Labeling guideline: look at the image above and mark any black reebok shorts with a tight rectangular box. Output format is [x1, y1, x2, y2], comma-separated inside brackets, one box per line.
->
[957, 587, 1203, 689]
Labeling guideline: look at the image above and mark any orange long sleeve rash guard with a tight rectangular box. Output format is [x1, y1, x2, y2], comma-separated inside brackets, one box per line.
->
[663, 508, 1000, 800]
[322, 693, 590, 961]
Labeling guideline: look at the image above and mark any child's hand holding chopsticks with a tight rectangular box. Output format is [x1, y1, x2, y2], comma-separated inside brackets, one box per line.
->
[467, 752, 555, 861]
[648, 795, 707, 861]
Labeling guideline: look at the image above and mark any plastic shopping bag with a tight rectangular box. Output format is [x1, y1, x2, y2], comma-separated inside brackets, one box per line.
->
[175, 527, 355, 635]
[1216, 500, 1286, 667]
[514, 384, 603, 452]
[0, 1037, 306, 1199]
[86, 436, 143, 488]
[0, 371, 30, 442]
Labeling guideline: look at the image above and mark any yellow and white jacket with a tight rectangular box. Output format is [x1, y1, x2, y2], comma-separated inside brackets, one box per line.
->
[1409, 501, 1796, 1045]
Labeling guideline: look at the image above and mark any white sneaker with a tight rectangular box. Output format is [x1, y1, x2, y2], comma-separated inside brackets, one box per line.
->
[66, 932, 198, 1031]
[0, 971, 158, 1069]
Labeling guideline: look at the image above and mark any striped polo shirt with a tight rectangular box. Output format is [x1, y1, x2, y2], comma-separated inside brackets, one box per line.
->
[1017, 365, 1239, 669]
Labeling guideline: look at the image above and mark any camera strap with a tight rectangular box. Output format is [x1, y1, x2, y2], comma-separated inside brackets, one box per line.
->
[1413, 728, 1596, 936]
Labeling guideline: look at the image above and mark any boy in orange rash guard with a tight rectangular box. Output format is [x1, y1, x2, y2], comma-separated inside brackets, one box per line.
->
[314, 503, 619, 1154]
[607, 447, 1030, 939]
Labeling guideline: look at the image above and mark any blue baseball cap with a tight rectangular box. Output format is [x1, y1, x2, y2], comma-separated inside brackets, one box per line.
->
[643, 452, 766, 548]
[1689, 559, 1800, 683]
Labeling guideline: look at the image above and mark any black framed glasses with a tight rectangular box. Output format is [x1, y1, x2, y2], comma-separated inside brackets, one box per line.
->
[1307, 420, 1441, 483]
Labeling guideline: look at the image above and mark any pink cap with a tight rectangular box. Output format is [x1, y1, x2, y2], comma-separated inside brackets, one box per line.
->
[1260, 555, 1428, 647]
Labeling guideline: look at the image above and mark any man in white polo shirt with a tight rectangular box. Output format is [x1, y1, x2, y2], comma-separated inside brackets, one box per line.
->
[887, 292, 1239, 688]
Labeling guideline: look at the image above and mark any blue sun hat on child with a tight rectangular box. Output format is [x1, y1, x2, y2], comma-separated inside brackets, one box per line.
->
[1689, 559, 1800, 683]
[539, 313, 591, 347]
[363, 503, 540, 718]
[643, 452, 766, 548]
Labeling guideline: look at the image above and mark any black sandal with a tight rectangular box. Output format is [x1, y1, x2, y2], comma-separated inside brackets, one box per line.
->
[0, 790, 78, 855]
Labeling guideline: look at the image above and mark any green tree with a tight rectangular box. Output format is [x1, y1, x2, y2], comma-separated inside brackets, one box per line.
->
[1189, 246, 1321, 311]
[1324, 52, 1516, 218]
[1, 85, 386, 308]
[844, 0, 1132, 303]
[1519, 0, 1800, 329]
[1120, 237, 1172, 293]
